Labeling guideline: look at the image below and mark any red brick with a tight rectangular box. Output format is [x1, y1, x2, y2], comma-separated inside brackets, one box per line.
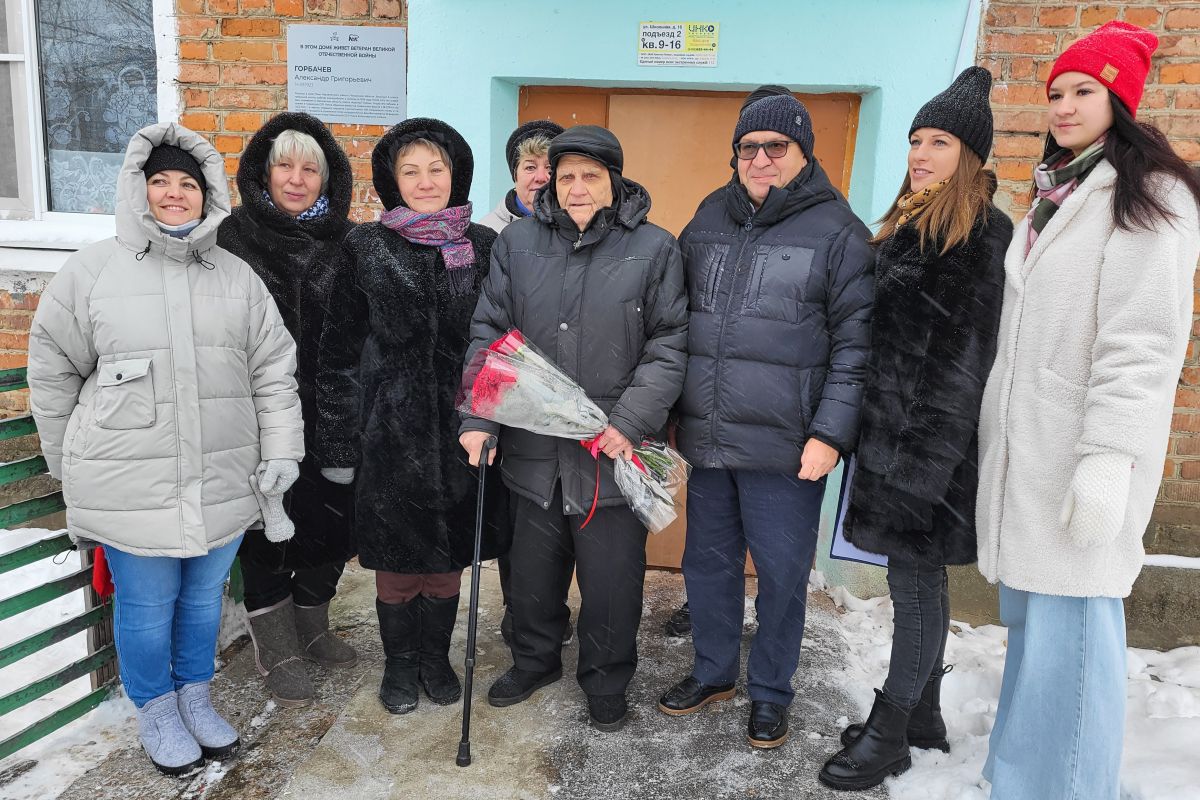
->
[214, 135, 244, 154]
[1178, 387, 1200, 409]
[1080, 5, 1120, 27]
[1182, 368, 1200, 388]
[1181, 461, 1200, 480]
[275, 42, 288, 61]
[241, 0, 272, 10]
[1177, 436, 1200, 456]
[1162, 114, 1200, 137]
[984, 33, 1059, 55]
[340, 0, 369, 15]
[1162, 64, 1200, 85]
[223, 112, 266, 132]
[1164, 458, 1177, 479]
[182, 88, 210, 108]
[1162, 481, 1200, 503]
[341, 138, 374, 158]
[373, 0, 401, 19]
[331, 123, 388, 137]
[978, 58, 1004, 81]
[306, 0, 336, 13]
[207, 0, 237, 12]
[212, 87, 277, 109]
[987, 4, 1036, 28]
[996, 161, 1034, 182]
[222, 65, 288, 85]
[224, 157, 240, 176]
[220, 18, 280, 37]
[1175, 413, 1200, 433]
[176, 0, 204, 13]
[0, 331, 27, 350]
[1159, 35, 1200, 57]
[995, 109, 1049, 134]
[993, 135, 1045, 158]
[212, 41, 275, 62]
[177, 17, 218, 37]
[274, 0, 303, 15]
[1175, 89, 1200, 110]
[1124, 8, 1162, 29]
[177, 63, 220, 84]
[350, 160, 373, 181]
[179, 40, 208, 60]
[0, 354, 28, 369]
[1172, 139, 1200, 162]
[1009, 58, 1037, 80]
[992, 83, 1045, 105]
[1038, 6, 1077, 27]
[179, 112, 218, 132]
[1139, 89, 1169, 110]
[1165, 9, 1200, 30]
[0, 310, 34, 331]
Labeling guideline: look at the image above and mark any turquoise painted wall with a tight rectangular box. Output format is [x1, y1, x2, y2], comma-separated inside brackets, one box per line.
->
[407, 0, 980, 227]
[407, 0, 982, 598]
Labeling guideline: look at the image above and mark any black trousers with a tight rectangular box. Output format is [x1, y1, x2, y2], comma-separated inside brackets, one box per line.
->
[508, 486, 647, 696]
[881, 548, 950, 708]
[241, 559, 347, 613]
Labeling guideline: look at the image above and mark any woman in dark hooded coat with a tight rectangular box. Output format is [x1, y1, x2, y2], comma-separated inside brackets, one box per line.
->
[316, 118, 510, 716]
[217, 112, 358, 709]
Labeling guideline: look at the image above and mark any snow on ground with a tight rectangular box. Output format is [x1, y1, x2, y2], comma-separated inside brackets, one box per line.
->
[0, 529, 136, 800]
[817, 570, 1200, 800]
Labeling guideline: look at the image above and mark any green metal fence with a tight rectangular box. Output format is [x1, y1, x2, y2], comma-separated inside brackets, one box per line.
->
[0, 367, 117, 762]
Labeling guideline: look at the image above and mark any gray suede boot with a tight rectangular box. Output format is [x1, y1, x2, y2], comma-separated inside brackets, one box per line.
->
[177, 681, 240, 759]
[295, 601, 358, 668]
[136, 691, 204, 776]
[247, 596, 314, 707]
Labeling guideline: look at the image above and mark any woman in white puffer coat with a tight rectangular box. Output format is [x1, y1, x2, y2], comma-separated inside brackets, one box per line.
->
[27, 122, 304, 776]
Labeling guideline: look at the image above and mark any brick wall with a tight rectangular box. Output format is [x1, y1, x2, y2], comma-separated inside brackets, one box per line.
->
[175, 0, 407, 222]
[0, 289, 40, 418]
[978, 1, 1200, 551]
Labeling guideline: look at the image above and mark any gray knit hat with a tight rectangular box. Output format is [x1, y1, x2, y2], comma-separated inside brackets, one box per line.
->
[909, 66, 994, 162]
[732, 95, 815, 158]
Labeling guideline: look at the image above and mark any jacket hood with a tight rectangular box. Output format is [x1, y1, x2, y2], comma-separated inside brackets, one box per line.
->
[116, 122, 230, 261]
[235, 112, 353, 239]
[371, 117, 473, 212]
[532, 171, 652, 241]
[724, 158, 840, 228]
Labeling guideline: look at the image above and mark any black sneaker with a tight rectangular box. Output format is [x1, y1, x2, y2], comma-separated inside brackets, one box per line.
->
[664, 602, 691, 637]
[587, 693, 628, 732]
[747, 701, 789, 749]
[658, 676, 736, 716]
[487, 666, 563, 708]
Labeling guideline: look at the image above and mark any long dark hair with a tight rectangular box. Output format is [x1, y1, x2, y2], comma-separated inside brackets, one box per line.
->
[1036, 94, 1200, 231]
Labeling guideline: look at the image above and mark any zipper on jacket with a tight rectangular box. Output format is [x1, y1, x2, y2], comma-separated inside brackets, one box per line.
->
[707, 216, 756, 467]
[573, 231, 584, 251]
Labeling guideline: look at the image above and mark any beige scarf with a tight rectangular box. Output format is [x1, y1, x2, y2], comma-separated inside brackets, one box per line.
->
[896, 179, 949, 227]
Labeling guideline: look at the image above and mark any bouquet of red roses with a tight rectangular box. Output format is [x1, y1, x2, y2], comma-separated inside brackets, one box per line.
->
[458, 330, 690, 533]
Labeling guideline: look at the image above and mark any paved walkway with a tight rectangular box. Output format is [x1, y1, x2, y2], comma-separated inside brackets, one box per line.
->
[58, 563, 884, 800]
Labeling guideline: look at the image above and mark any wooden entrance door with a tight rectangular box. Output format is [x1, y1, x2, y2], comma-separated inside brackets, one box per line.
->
[517, 87, 861, 569]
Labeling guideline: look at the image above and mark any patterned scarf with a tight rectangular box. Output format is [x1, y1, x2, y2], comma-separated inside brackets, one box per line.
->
[896, 179, 949, 227]
[1025, 137, 1106, 255]
[262, 190, 330, 221]
[380, 203, 476, 294]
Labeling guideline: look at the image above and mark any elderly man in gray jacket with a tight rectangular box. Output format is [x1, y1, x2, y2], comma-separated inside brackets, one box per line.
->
[460, 124, 687, 733]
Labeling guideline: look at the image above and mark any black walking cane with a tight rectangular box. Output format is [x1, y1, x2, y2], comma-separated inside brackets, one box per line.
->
[457, 435, 496, 767]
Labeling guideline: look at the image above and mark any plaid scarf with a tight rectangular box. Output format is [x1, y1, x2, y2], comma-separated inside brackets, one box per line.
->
[1025, 138, 1105, 255]
[261, 190, 330, 221]
[380, 203, 476, 294]
[896, 179, 948, 227]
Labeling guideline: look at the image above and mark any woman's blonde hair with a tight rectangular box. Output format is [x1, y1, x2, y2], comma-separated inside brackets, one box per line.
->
[515, 134, 552, 165]
[872, 145, 993, 255]
[267, 129, 329, 192]
[393, 138, 452, 172]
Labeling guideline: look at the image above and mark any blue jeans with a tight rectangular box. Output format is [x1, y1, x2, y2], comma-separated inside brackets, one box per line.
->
[682, 468, 824, 706]
[984, 583, 1126, 800]
[104, 536, 243, 708]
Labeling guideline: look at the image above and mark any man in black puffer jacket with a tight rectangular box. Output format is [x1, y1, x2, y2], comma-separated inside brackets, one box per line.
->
[460, 125, 687, 733]
[658, 95, 874, 749]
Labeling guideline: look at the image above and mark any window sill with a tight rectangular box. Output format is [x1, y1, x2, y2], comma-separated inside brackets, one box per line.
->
[0, 216, 116, 252]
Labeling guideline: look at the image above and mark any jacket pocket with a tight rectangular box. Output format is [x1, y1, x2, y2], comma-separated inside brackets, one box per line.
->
[1036, 367, 1087, 410]
[688, 242, 729, 312]
[742, 245, 815, 322]
[94, 358, 155, 430]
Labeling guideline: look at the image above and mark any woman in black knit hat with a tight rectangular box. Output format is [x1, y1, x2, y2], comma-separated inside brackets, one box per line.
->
[818, 66, 1013, 791]
[479, 119, 564, 232]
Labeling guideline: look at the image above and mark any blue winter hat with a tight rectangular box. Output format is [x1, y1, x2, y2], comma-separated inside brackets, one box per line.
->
[732, 95, 815, 158]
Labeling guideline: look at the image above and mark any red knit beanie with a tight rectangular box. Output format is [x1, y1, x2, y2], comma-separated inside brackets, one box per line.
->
[1046, 20, 1158, 117]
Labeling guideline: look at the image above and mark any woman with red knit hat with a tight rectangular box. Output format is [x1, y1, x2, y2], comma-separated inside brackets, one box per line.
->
[976, 21, 1200, 799]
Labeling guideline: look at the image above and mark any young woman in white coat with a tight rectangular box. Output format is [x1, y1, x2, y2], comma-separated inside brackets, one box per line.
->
[976, 22, 1200, 800]
[28, 123, 304, 776]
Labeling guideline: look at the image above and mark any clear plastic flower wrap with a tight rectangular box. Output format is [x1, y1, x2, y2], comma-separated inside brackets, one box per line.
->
[458, 330, 691, 533]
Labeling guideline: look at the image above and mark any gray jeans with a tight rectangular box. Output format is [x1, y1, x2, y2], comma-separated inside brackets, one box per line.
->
[881, 549, 950, 708]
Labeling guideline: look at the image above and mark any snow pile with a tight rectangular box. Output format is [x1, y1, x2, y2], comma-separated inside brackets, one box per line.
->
[823, 572, 1200, 800]
[0, 529, 136, 800]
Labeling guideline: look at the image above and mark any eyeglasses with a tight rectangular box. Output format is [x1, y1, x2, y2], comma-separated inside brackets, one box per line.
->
[734, 140, 792, 160]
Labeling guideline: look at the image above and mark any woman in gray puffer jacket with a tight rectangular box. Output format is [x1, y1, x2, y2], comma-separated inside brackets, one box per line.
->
[28, 122, 304, 776]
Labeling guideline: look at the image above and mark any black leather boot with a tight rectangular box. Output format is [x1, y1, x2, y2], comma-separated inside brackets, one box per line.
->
[376, 598, 419, 714]
[417, 595, 462, 705]
[820, 690, 912, 790]
[840, 665, 952, 751]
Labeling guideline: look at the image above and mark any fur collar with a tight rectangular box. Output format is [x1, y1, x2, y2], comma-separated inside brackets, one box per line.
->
[875, 206, 1006, 300]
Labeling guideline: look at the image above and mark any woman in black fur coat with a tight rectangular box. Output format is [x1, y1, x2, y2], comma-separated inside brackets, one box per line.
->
[819, 68, 1013, 792]
[316, 118, 510, 716]
[217, 112, 359, 708]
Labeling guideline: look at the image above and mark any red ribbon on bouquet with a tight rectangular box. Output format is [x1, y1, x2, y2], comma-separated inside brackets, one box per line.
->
[577, 437, 648, 530]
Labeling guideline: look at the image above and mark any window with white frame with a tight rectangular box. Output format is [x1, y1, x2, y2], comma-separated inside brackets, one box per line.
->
[0, 0, 157, 219]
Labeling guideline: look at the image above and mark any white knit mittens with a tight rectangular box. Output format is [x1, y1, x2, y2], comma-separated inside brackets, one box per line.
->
[1059, 452, 1133, 550]
[250, 459, 301, 543]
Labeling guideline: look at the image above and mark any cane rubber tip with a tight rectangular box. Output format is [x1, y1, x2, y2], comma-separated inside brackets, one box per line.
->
[456, 743, 472, 767]
[456, 754, 471, 767]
